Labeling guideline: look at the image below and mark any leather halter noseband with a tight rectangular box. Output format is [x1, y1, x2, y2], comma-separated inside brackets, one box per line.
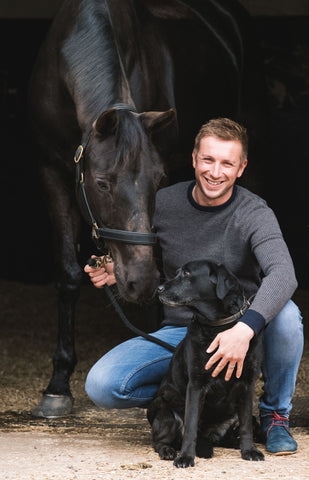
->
[74, 104, 157, 249]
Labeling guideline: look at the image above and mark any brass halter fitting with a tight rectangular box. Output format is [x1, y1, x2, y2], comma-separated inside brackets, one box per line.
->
[91, 254, 113, 268]
[74, 145, 84, 163]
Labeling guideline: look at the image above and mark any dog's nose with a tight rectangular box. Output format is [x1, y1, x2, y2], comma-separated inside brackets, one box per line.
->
[156, 284, 165, 294]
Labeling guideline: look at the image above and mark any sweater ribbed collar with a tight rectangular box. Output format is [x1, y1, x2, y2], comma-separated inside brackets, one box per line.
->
[187, 181, 237, 212]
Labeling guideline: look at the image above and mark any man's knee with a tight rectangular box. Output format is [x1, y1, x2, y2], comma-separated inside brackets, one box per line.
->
[265, 300, 303, 351]
[85, 364, 120, 409]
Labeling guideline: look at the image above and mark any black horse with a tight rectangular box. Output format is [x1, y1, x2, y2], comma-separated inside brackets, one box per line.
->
[28, 0, 266, 417]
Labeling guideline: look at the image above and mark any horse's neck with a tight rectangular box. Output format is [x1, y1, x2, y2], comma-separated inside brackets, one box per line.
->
[63, 0, 173, 129]
[105, 0, 175, 112]
[62, 5, 129, 128]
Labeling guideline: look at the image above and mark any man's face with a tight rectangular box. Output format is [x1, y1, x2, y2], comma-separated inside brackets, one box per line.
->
[192, 136, 247, 207]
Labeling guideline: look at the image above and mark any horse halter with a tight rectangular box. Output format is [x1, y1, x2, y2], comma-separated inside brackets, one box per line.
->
[74, 103, 157, 250]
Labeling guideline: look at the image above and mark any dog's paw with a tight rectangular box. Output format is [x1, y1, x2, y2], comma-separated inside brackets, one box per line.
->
[241, 447, 265, 461]
[158, 445, 177, 460]
[174, 454, 195, 468]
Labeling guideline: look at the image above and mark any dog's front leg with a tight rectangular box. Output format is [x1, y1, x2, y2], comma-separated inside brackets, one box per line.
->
[237, 388, 264, 461]
[174, 382, 204, 468]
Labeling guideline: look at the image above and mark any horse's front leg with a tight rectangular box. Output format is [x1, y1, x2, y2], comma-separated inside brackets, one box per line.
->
[32, 165, 83, 417]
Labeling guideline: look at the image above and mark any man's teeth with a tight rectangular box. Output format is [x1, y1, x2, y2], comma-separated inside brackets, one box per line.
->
[207, 179, 222, 185]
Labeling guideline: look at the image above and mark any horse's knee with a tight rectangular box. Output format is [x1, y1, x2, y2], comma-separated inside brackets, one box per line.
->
[56, 265, 83, 302]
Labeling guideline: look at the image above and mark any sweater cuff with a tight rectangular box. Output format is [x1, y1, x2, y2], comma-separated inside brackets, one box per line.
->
[239, 309, 266, 335]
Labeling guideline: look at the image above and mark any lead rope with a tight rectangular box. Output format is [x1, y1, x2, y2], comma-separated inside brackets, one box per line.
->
[87, 257, 176, 353]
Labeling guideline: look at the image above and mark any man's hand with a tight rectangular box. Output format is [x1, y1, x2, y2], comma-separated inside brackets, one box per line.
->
[84, 256, 116, 288]
[205, 322, 255, 381]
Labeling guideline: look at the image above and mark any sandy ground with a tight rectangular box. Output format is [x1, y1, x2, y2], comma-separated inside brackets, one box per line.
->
[1, 428, 309, 480]
[0, 281, 308, 479]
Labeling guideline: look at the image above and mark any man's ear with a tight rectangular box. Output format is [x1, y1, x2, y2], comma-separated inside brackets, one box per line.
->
[192, 150, 197, 169]
[237, 158, 248, 179]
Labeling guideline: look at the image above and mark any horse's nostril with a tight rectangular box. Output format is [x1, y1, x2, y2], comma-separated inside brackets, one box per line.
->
[127, 279, 146, 295]
[122, 267, 160, 302]
[127, 281, 137, 294]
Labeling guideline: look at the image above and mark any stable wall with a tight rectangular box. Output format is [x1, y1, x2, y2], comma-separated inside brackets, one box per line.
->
[0, 0, 309, 18]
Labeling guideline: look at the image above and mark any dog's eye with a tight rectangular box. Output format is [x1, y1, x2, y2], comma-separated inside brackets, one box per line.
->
[183, 269, 191, 277]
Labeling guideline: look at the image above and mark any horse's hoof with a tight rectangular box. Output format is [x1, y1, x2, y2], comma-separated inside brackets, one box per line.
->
[31, 394, 74, 418]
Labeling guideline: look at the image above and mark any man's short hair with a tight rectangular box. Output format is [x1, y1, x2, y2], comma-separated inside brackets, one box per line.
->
[194, 118, 248, 162]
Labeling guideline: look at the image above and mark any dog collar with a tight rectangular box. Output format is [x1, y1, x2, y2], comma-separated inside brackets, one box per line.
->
[199, 295, 254, 327]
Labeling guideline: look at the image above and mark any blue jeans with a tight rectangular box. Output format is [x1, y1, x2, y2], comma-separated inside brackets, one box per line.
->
[85, 300, 303, 417]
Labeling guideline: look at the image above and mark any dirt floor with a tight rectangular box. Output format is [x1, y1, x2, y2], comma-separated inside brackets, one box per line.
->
[0, 280, 308, 480]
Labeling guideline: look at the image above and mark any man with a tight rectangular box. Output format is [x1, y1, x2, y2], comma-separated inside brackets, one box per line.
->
[84, 118, 303, 455]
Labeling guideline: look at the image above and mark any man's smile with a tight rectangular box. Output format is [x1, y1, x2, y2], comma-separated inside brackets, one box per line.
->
[206, 178, 224, 186]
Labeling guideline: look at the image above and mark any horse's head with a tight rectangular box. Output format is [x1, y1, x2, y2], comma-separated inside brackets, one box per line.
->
[83, 106, 176, 302]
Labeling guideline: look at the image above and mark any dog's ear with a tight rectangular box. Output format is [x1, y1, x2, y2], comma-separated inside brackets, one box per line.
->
[211, 264, 238, 300]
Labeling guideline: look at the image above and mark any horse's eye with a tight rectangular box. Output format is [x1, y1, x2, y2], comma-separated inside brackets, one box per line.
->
[183, 269, 191, 277]
[96, 179, 110, 191]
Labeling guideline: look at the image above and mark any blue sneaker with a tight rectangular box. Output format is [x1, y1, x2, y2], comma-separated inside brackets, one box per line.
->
[260, 411, 297, 455]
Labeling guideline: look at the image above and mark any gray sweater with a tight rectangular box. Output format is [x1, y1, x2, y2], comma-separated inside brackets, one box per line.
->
[153, 181, 297, 334]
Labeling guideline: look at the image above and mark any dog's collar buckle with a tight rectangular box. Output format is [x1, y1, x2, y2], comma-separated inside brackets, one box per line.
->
[239, 296, 252, 316]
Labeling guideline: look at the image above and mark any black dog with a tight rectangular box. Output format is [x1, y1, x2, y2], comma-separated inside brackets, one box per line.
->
[147, 260, 264, 467]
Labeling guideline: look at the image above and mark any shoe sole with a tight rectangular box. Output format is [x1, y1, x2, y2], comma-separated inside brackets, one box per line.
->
[272, 450, 297, 456]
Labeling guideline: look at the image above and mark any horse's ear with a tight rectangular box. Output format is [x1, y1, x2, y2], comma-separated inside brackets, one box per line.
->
[139, 109, 176, 134]
[93, 109, 118, 137]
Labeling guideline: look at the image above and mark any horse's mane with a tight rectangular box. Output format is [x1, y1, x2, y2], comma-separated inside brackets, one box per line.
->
[61, 1, 123, 126]
[61, 1, 153, 170]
